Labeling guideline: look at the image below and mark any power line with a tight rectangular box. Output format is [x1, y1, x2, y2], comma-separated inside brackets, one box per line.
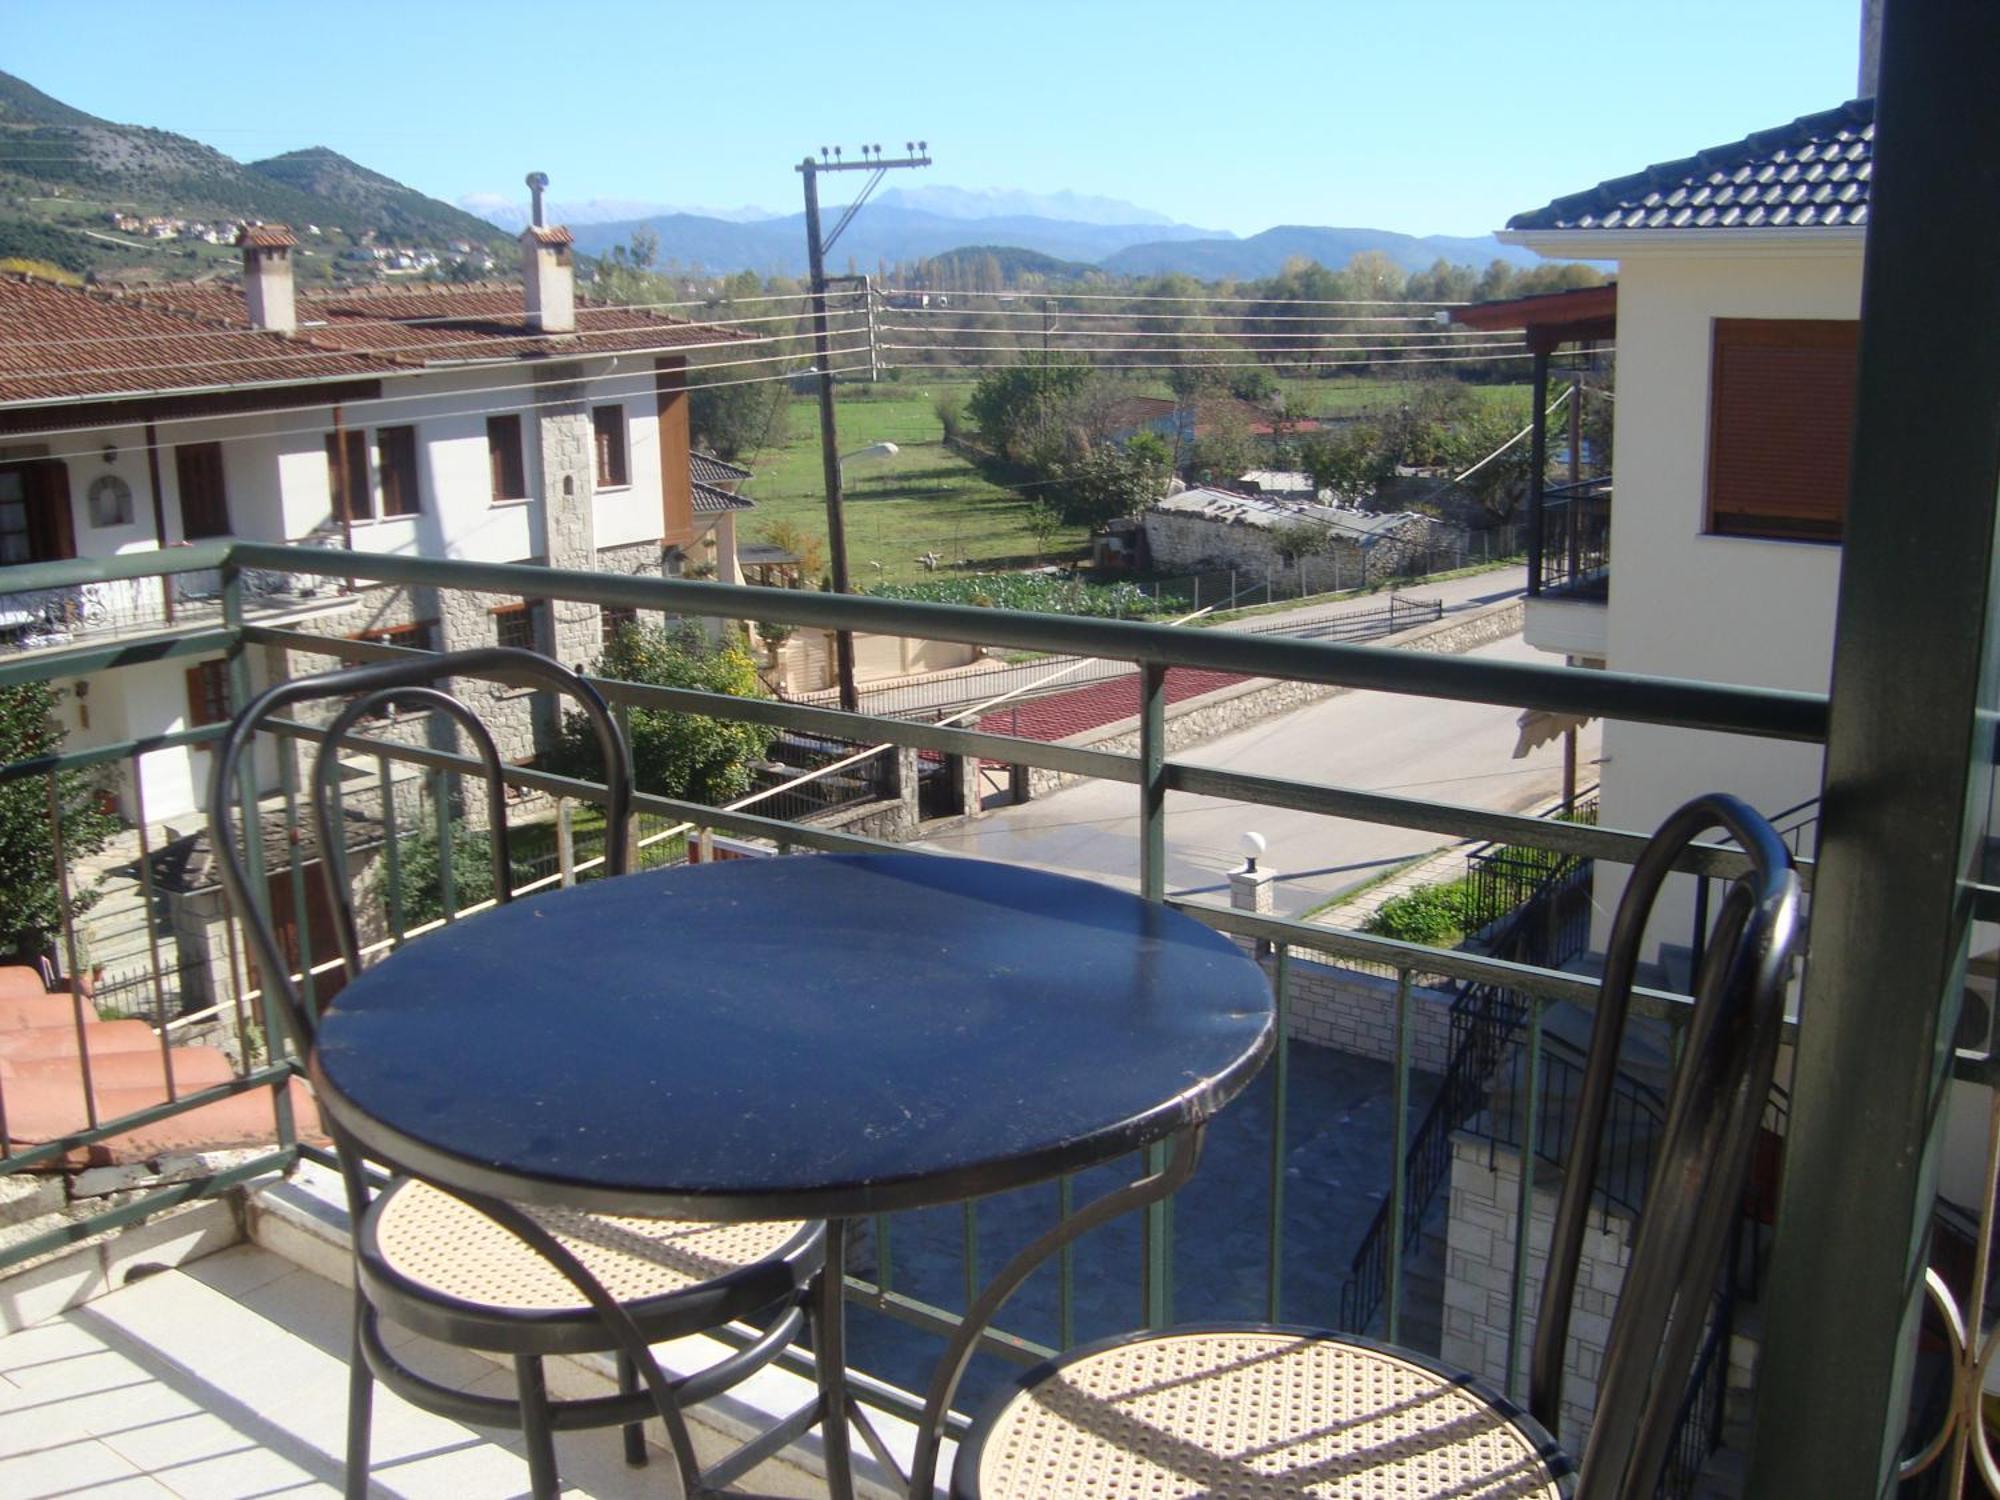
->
[878, 286, 1471, 308]
[880, 341, 1532, 361]
[1, 345, 870, 463]
[875, 304, 1459, 325]
[875, 323, 1523, 342]
[882, 348, 1577, 373]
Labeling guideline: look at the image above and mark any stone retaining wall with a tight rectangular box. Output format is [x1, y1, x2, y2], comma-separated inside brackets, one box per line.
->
[1278, 957, 1456, 1074]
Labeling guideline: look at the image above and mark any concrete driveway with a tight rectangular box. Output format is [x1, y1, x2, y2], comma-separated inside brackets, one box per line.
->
[918, 632, 1602, 919]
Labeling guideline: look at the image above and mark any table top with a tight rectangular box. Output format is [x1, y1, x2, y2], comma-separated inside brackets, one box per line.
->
[311, 853, 1275, 1220]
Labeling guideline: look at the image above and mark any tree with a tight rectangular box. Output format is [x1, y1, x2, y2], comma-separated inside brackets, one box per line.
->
[1442, 401, 1537, 523]
[555, 625, 775, 805]
[1052, 445, 1167, 529]
[1025, 500, 1065, 559]
[966, 364, 1095, 468]
[0, 682, 118, 961]
[689, 374, 789, 462]
[372, 821, 532, 930]
[1188, 405, 1255, 487]
[1299, 423, 1389, 502]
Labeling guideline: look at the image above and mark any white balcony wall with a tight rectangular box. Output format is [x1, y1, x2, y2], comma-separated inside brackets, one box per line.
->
[1588, 243, 1859, 958]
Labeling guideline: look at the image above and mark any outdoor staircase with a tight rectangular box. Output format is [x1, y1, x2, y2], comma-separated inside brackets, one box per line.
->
[0, 969, 316, 1165]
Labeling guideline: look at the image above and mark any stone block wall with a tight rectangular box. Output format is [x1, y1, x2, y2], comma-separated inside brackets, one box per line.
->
[1277, 956, 1456, 1073]
[1441, 1132, 1633, 1441]
[1142, 508, 1454, 594]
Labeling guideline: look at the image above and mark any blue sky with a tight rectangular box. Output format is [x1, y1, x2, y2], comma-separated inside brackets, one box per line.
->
[6, 0, 1863, 236]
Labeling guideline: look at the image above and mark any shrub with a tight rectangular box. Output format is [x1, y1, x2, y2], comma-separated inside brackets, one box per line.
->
[1364, 879, 1478, 947]
[373, 821, 532, 930]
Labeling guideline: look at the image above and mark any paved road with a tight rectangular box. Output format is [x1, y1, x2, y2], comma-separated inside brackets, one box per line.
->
[918, 631, 1601, 919]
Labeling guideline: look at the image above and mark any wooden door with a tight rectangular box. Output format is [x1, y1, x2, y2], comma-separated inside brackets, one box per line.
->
[175, 442, 231, 539]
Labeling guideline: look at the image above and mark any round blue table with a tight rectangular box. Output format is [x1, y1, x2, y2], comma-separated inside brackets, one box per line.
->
[310, 852, 1276, 1497]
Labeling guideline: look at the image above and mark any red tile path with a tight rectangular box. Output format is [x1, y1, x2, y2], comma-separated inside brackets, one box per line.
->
[978, 666, 1252, 745]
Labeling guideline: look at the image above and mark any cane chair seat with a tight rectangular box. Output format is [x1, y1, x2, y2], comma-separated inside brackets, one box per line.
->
[959, 1328, 1565, 1500]
[366, 1178, 816, 1314]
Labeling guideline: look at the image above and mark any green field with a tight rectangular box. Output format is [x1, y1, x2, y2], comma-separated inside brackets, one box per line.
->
[733, 389, 1093, 587]
[728, 377, 1531, 587]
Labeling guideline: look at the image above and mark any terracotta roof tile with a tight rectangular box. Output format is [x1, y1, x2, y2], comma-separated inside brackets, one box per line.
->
[0, 273, 753, 408]
[237, 224, 298, 249]
[1509, 99, 1873, 234]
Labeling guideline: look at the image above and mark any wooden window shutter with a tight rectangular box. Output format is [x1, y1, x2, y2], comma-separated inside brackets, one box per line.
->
[1706, 318, 1860, 541]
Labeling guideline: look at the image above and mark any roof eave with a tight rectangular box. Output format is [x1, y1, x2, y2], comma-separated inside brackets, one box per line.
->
[1498, 226, 1867, 258]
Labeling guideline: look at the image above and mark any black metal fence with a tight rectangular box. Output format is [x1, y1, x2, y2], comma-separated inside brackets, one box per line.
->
[1533, 478, 1612, 598]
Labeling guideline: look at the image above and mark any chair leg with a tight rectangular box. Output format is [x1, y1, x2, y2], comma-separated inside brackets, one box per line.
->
[616, 1349, 648, 1467]
[515, 1356, 561, 1500]
[344, 1304, 374, 1500]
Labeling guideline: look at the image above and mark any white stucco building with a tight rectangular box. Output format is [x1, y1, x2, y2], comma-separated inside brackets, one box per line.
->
[0, 219, 757, 823]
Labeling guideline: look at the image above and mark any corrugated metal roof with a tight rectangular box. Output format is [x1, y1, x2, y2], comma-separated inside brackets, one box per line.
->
[1508, 98, 1872, 234]
[1152, 487, 1425, 541]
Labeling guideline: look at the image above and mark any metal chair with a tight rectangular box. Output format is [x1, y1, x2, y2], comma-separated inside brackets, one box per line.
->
[951, 793, 1801, 1500]
[208, 646, 829, 1500]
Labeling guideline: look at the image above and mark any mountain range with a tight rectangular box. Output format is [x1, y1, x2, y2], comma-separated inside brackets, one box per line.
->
[554, 198, 1542, 280]
[0, 65, 1545, 287]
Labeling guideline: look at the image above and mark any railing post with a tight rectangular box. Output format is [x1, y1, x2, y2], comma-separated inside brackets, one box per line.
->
[1138, 661, 1167, 904]
[1527, 346, 1548, 597]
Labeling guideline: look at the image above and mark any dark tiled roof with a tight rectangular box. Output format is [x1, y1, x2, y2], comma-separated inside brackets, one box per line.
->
[1508, 99, 1872, 233]
[690, 452, 755, 486]
[692, 481, 755, 514]
[0, 275, 753, 406]
[0, 276, 388, 405]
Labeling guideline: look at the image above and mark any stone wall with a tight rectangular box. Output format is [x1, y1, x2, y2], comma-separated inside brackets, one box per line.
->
[1277, 957, 1456, 1073]
[1442, 1132, 1632, 1441]
[1143, 507, 1453, 594]
[1025, 598, 1524, 798]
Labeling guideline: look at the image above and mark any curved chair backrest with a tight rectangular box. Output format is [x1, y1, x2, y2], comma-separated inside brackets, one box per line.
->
[1527, 793, 1800, 1498]
[206, 646, 633, 1066]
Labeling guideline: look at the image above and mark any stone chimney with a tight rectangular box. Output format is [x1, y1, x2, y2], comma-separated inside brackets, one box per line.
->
[520, 170, 575, 334]
[237, 224, 297, 333]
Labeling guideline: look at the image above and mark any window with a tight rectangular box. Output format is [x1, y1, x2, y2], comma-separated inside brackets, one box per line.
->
[1705, 318, 1860, 542]
[492, 600, 542, 653]
[376, 426, 421, 517]
[185, 658, 230, 727]
[592, 406, 629, 488]
[0, 461, 74, 565]
[325, 430, 371, 521]
[175, 442, 231, 539]
[601, 605, 637, 646]
[487, 415, 527, 502]
[355, 619, 437, 653]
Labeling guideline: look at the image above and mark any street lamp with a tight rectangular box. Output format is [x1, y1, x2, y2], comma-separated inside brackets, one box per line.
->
[839, 441, 899, 478]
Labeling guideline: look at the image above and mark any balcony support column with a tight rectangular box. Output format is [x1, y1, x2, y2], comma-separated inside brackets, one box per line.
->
[1749, 1, 2000, 1493]
[1526, 346, 1549, 597]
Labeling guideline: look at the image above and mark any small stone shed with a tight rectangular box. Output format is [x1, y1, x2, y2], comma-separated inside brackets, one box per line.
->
[1142, 487, 1447, 592]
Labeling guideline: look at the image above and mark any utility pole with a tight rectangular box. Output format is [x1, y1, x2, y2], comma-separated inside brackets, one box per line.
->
[798, 142, 931, 711]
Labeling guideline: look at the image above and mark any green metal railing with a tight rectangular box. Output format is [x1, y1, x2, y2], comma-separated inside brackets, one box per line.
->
[0, 540, 1831, 1435]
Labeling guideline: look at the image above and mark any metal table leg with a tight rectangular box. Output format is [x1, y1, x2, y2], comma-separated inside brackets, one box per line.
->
[901, 1127, 1206, 1499]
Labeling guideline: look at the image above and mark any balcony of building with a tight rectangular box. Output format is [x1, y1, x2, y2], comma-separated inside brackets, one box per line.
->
[1451, 285, 1615, 665]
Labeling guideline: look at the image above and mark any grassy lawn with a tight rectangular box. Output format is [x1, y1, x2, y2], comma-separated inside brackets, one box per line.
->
[725, 375, 1529, 588]
[735, 388, 1091, 586]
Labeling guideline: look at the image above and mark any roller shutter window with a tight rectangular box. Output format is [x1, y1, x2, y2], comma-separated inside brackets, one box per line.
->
[1705, 318, 1859, 542]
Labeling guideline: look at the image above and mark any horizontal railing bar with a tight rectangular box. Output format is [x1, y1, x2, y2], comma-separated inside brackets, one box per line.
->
[247, 626, 1139, 785]
[0, 541, 236, 591]
[1174, 899, 1700, 1022]
[264, 715, 901, 856]
[1169, 763, 1812, 884]
[0, 1065, 299, 1174]
[0, 1148, 299, 1273]
[227, 542, 1827, 741]
[0, 721, 224, 785]
[0, 626, 238, 690]
[843, 1276, 1055, 1368]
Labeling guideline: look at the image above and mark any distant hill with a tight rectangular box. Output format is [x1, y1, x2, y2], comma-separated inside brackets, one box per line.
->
[0, 69, 510, 280]
[569, 205, 1224, 277]
[904, 245, 1100, 283]
[247, 148, 504, 245]
[1102, 225, 1544, 278]
[568, 196, 1549, 282]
